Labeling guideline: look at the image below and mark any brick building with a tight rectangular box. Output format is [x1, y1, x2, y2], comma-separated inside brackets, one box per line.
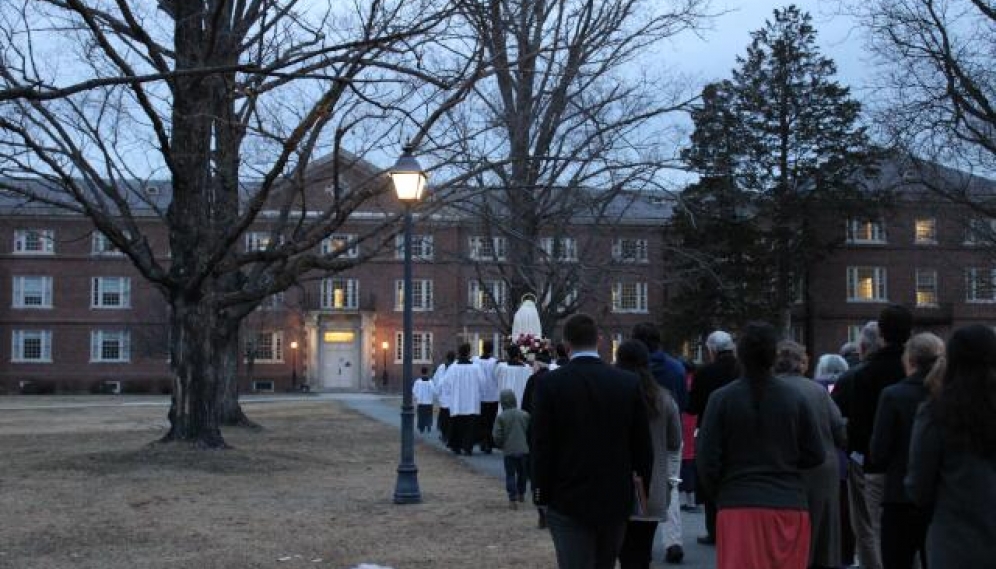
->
[0, 156, 670, 394]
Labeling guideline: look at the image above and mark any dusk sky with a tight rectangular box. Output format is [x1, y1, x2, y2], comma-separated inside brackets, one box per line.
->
[668, 1, 875, 97]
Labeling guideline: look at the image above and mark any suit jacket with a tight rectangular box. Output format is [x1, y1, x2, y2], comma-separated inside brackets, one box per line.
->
[531, 356, 653, 527]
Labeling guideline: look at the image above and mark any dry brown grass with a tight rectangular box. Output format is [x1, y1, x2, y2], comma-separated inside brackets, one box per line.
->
[0, 400, 554, 569]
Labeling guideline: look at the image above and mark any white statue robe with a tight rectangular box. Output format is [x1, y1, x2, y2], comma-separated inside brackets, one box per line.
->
[496, 362, 532, 409]
[445, 361, 483, 417]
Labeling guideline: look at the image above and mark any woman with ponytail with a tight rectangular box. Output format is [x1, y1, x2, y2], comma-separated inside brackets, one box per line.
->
[906, 325, 996, 568]
[696, 322, 824, 569]
[869, 332, 943, 569]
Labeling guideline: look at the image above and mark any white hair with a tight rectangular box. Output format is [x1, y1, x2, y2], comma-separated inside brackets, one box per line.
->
[706, 330, 734, 353]
[859, 321, 881, 356]
[815, 354, 849, 380]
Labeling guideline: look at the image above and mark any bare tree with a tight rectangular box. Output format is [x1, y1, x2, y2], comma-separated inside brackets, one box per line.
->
[0, 0, 480, 447]
[856, 0, 996, 208]
[427, 0, 711, 335]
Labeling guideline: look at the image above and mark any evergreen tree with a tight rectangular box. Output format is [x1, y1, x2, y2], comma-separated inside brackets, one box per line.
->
[669, 5, 878, 342]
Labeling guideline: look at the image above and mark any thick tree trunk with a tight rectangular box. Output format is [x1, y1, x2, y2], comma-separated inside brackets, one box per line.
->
[162, 298, 228, 448]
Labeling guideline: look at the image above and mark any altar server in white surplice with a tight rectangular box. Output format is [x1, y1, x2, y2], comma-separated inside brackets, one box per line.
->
[496, 344, 533, 410]
[473, 340, 501, 453]
[432, 351, 456, 441]
[445, 342, 483, 455]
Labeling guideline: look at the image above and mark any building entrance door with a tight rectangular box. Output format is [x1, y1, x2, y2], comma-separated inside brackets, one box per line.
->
[320, 330, 359, 389]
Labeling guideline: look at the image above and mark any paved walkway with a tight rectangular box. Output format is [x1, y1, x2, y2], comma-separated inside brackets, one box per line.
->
[339, 394, 718, 569]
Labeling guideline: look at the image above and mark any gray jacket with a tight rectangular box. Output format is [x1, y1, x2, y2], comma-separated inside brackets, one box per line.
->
[493, 389, 530, 456]
[906, 402, 996, 568]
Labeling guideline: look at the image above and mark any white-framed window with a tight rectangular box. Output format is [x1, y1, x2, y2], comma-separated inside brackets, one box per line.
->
[91, 232, 124, 256]
[251, 331, 284, 363]
[846, 218, 887, 244]
[394, 331, 433, 364]
[395, 279, 433, 311]
[469, 236, 507, 261]
[540, 237, 577, 262]
[611, 282, 649, 313]
[12, 276, 53, 308]
[321, 278, 358, 310]
[468, 332, 503, 358]
[257, 291, 285, 311]
[966, 267, 996, 303]
[91, 277, 131, 308]
[914, 218, 938, 245]
[322, 234, 358, 258]
[468, 279, 507, 311]
[915, 269, 938, 307]
[556, 286, 579, 311]
[13, 229, 54, 255]
[612, 238, 648, 263]
[245, 231, 279, 252]
[395, 234, 434, 261]
[847, 267, 888, 302]
[89, 330, 130, 363]
[11, 330, 52, 362]
[847, 324, 863, 344]
[964, 218, 996, 245]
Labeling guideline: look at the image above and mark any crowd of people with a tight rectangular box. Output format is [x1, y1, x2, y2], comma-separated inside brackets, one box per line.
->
[413, 306, 996, 569]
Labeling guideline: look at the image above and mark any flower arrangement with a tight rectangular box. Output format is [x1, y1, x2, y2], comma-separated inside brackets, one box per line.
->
[511, 333, 552, 361]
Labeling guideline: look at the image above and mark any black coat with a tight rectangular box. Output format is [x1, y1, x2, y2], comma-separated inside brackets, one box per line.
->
[869, 372, 929, 504]
[689, 352, 739, 427]
[531, 356, 653, 527]
[848, 345, 906, 471]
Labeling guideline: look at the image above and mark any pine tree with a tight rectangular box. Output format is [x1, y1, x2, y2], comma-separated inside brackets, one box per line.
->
[669, 5, 879, 342]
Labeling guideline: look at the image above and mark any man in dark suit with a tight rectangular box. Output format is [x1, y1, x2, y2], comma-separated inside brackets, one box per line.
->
[532, 313, 653, 569]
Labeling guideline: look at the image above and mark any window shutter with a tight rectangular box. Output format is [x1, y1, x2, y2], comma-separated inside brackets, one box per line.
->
[425, 280, 433, 309]
[122, 278, 131, 307]
[395, 331, 404, 362]
[92, 278, 100, 306]
[12, 277, 21, 308]
[43, 230, 54, 252]
[43, 277, 52, 307]
[612, 240, 621, 260]
[612, 283, 621, 311]
[91, 331, 100, 362]
[42, 331, 52, 361]
[12, 331, 21, 360]
[122, 332, 131, 362]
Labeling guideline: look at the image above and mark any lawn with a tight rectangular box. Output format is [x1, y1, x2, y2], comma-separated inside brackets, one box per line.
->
[0, 399, 553, 569]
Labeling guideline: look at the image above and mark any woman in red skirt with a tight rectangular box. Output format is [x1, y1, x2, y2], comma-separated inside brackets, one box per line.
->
[696, 322, 825, 569]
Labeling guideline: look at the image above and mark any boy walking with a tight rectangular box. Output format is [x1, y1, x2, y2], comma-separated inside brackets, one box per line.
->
[413, 366, 435, 433]
[493, 388, 530, 508]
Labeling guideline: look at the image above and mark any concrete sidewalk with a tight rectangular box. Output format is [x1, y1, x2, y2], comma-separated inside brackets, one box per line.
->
[340, 394, 717, 569]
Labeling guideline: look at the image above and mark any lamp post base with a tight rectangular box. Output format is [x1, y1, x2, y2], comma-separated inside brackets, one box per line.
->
[393, 463, 421, 504]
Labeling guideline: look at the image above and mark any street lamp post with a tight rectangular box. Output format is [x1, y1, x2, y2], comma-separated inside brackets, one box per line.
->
[290, 340, 299, 390]
[381, 341, 390, 388]
[390, 144, 427, 505]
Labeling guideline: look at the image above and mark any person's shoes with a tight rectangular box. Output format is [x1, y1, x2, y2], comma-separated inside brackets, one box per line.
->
[696, 535, 716, 545]
[537, 509, 547, 529]
[509, 500, 518, 510]
[664, 545, 684, 564]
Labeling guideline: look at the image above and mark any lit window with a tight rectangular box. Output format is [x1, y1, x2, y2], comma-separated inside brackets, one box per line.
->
[915, 269, 938, 307]
[395, 279, 433, 311]
[468, 279, 507, 311]
[847, 324, 863, 344]
[322, 234, 358, 258]
[467, 332, 503, 358]
[13, 229, 54, 254]
[469, 236, 507, 261]
[11, 330, 52, 362]
[846, 219, 887, 244]
[12, 276, 53, 308]
[395, 331, 434, 364]
[245, 232, 279, 252]
[611, 333, 624, 363]
[966, 267, 996, 303]
[91, 232, 125, 256]
[540, 237, 577, 262]
[612, 282, 649, 313]
[847, 267, 888, 302]
[395, 234, 434, 261]
[91, 277, 131, 308]
[321, 278, 358, 310]
[914, 218, 937, 244]
[613, 238, 648, 263]
[249, 331, 284, 362]
[90, 330, 130, 362]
